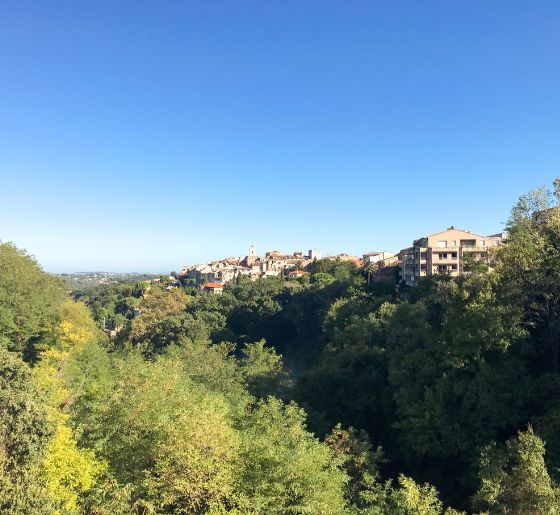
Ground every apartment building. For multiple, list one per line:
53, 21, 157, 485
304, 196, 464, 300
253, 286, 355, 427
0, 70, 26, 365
401, 227, 505, 286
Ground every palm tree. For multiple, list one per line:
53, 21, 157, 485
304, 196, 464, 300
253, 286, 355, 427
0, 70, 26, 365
363, 261, 377, 286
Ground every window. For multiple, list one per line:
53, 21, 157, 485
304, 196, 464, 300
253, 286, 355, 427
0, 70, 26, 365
438, 253, 448, 259
420, 252, 427, 260
437, 241, 447, 248
451, 264, 458, 271
421, 264, 427, 271
480, 240, 486, 246
451, 252, 457, 258
450, 240, 457, 246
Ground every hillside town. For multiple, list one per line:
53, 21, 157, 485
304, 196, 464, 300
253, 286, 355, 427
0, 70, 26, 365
179, 246, 323, 288
178, 226, 507, 293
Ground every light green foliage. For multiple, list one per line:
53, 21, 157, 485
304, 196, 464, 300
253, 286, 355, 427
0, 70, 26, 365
235, 397, 349, 514
473, 427, 560, 514
325, 299, 396, 352
311, 258, 365, 287
81, 351, 240, 512
128, 286, 189, 343
390, 475, 444, 515
312, 272, 337, 288
168, 341, 250, 413
240, 339, 288, 398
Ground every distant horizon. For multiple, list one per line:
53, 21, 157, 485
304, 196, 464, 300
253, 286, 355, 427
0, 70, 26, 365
18, 226, 508, 274
40, 243, 397, 274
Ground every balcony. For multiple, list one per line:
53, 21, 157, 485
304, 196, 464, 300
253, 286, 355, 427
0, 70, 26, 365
461, 246, 488, 252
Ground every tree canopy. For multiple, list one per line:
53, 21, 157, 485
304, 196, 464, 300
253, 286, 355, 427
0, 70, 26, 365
4, 178, 560, 512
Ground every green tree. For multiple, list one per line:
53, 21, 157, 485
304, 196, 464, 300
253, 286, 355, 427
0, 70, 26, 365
128, 286, 189, 343
496, 180, 560, 373
325, 424, 385, 507
240, 339, 288, 398
363, 261, 377, 286
78, 351, 240, 512
0, 346, 54, 513
0, 243, 66, 357
235, 397, 348, 514
473, 426, 560, 514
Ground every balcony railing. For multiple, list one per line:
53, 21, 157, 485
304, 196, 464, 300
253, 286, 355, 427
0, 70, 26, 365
461, 246, 488, 251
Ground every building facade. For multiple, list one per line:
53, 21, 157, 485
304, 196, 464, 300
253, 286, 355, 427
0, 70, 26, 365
362, 251, 396, 265
401, 227, 505, 286
202, 282, 224, 294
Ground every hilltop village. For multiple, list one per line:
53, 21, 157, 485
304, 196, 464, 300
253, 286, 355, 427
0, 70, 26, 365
179, 245, 398, 293
178, 226, 507, 293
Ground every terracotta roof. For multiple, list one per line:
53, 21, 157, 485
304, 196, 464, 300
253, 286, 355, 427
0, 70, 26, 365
288, 270, 307, 275
203, 282, 224, 289
363, 251, 383, 256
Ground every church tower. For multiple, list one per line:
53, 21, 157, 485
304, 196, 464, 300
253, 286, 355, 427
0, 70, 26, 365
247, 244, 257, 265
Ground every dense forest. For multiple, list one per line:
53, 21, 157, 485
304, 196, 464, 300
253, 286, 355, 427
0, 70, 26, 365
3, 179, 560, 514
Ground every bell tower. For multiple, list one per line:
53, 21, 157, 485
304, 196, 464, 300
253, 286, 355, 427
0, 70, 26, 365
247, 244, 257, 265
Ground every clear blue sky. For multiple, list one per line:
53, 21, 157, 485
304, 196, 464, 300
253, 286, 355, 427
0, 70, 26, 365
1, 1, 559, 272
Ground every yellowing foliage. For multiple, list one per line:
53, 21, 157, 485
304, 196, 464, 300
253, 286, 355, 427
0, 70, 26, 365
40, 415, 106, 513
32, 300, 107, 512
52, 300, 99, 352
35, 300, 101, 405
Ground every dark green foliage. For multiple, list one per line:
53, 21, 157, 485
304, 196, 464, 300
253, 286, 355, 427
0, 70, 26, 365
73, 280, 147, 331
0, 346, 54, 512
0, 346, 52, 465
0, 243, 66, 357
